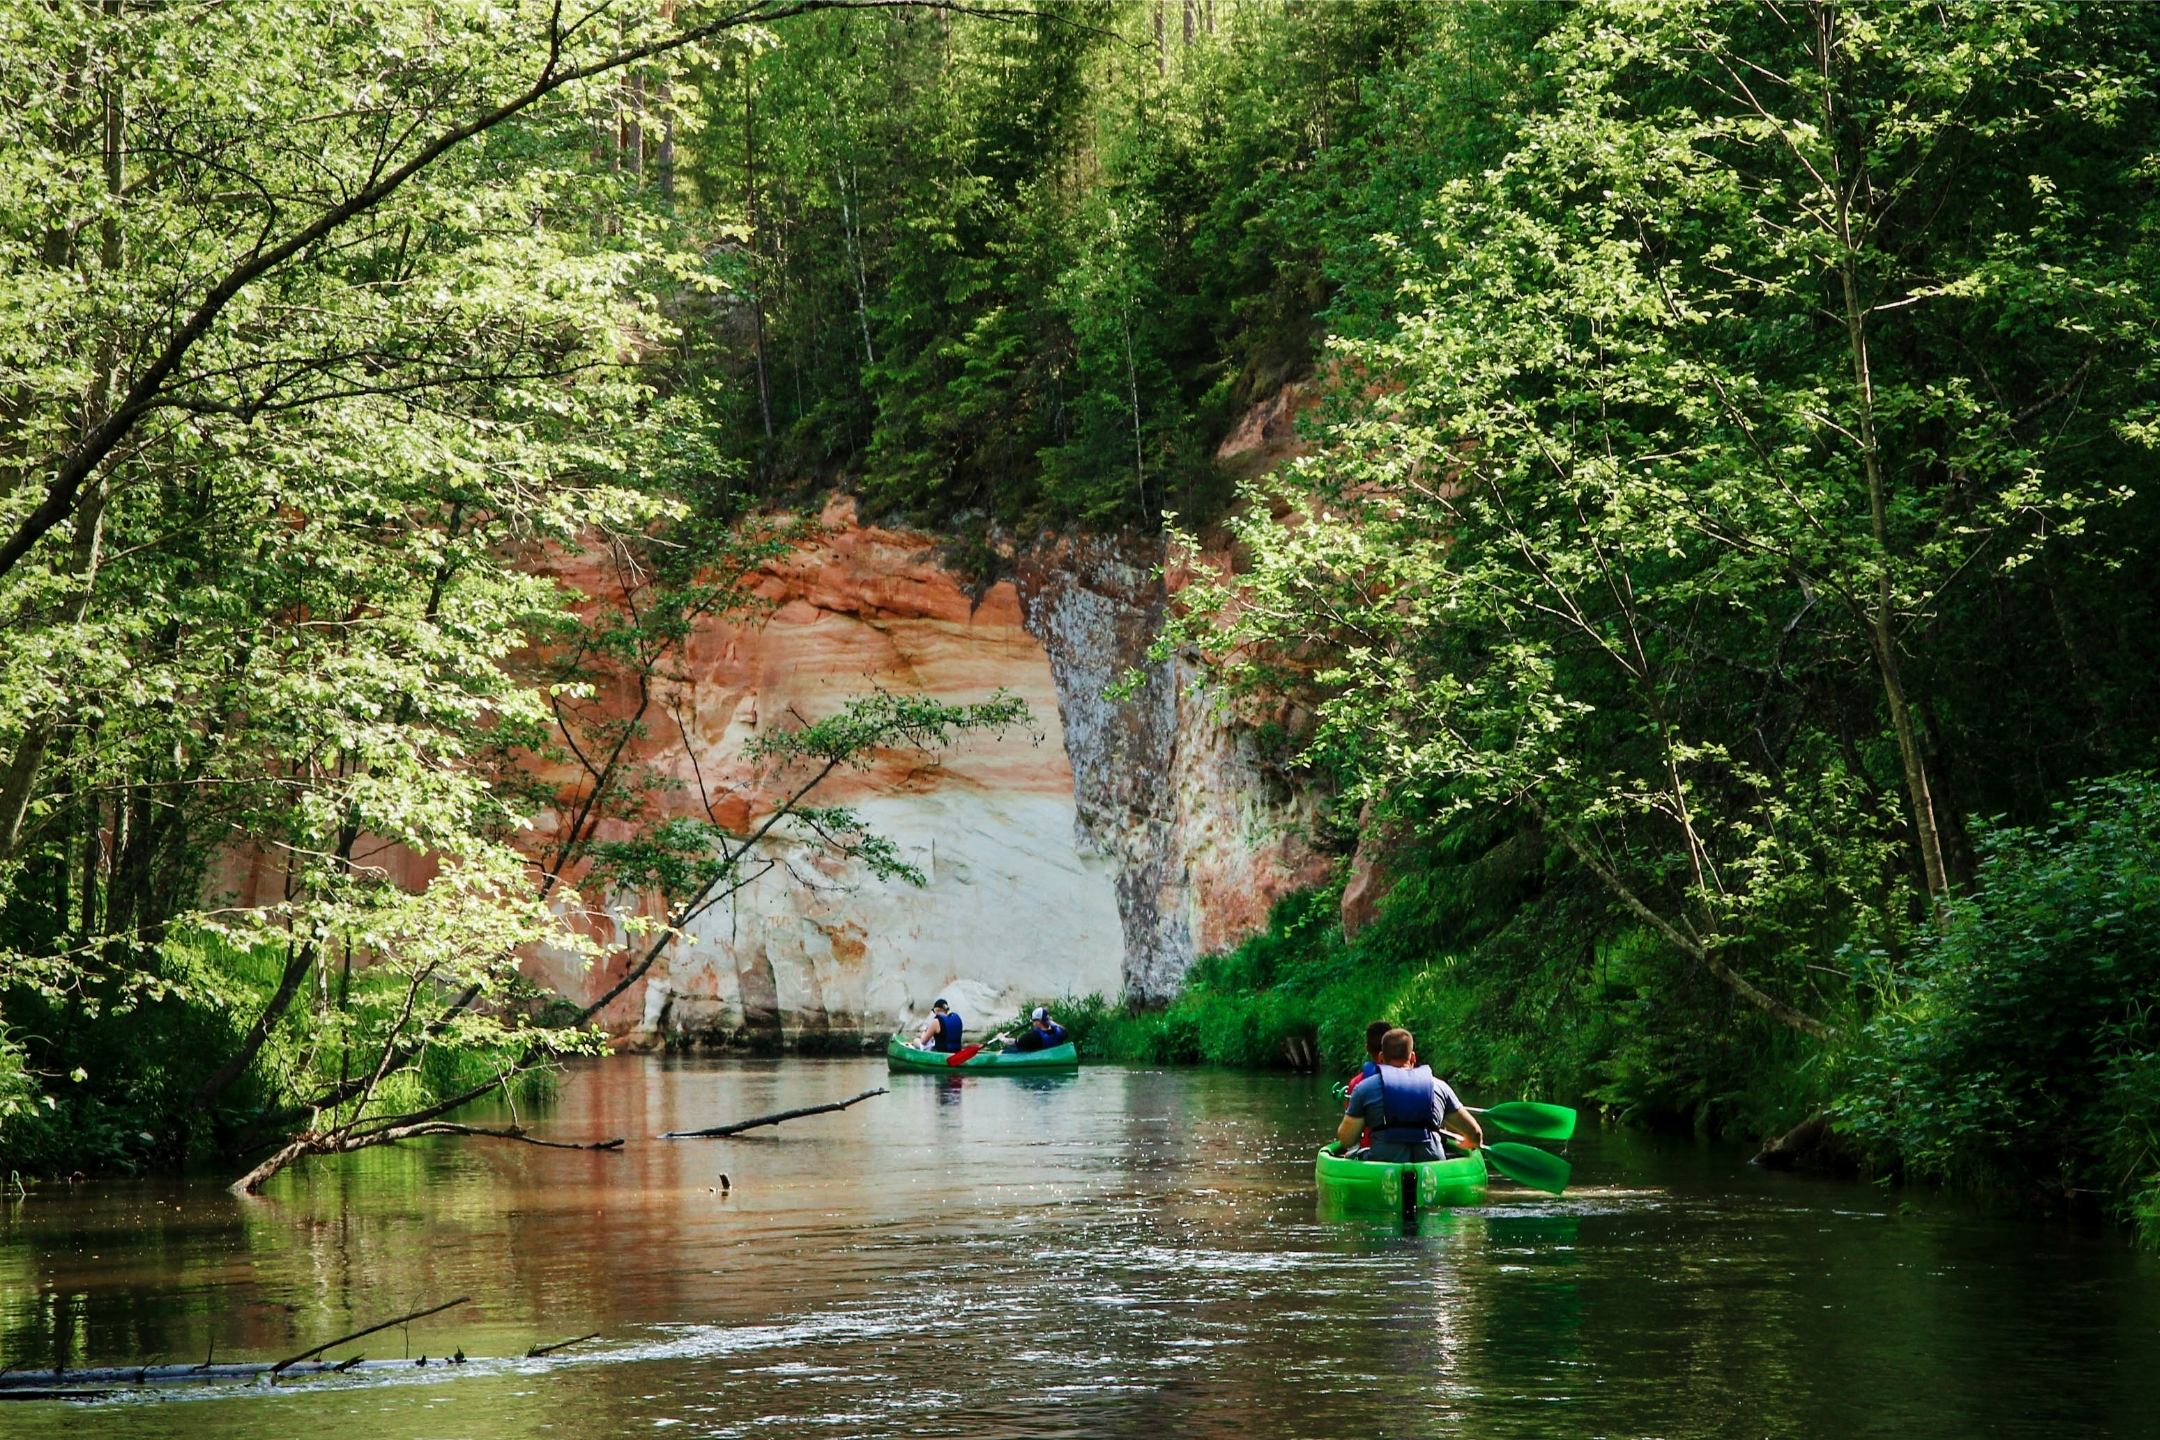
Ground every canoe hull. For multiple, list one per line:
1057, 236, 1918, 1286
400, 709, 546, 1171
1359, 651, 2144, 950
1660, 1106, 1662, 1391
1314, 1145, 1488, 1213
885, 1036, 1079, 1073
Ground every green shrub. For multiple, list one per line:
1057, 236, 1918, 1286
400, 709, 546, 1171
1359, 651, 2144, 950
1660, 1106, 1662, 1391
1838, 773, 2160, 1242
0, 927, 574, 1175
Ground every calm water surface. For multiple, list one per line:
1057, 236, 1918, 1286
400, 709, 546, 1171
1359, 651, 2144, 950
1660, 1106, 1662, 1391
2, 1057, 2155, 1438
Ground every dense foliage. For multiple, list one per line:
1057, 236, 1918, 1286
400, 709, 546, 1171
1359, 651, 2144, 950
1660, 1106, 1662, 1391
0, 0, 1026, 1188
1100, 1, 2160, 1238
1029, 820, 1821, 1143
1841, 775, 2160, 1231
683, 0, 1548, 541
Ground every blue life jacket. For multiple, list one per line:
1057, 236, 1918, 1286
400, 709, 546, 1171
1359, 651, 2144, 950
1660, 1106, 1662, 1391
932, 1011, 963, 1052
1370, 1064, 1439, 1147
1039, 1022, 1068, 1047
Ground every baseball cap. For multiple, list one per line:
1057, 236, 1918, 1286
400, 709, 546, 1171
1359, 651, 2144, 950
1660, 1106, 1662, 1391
1030, 1006, 1048, 1020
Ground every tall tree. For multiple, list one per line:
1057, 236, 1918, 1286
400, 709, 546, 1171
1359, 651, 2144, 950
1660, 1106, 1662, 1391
1178, 0, 2160, 1033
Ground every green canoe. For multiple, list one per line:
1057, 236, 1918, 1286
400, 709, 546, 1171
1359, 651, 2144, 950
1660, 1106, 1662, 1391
1314, 1144, 1488, 1213
885, 1035, 1080, 1073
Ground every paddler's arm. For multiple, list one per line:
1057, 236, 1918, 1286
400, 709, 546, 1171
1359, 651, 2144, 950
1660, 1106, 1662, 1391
1441, 1107, 1484, 1149
1333, 1111, 1363, 1154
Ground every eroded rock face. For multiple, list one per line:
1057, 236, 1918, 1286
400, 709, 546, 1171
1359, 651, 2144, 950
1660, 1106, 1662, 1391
533, 498, 1128, 1046
1014, 534, 1332, 1001
561, 493, 1330, 1035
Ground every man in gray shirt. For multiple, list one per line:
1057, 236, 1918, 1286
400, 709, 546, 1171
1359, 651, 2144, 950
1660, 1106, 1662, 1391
1335, 1027, 1484, 1163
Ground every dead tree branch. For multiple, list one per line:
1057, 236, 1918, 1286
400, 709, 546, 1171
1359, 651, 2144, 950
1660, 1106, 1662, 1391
663, 1086, 887, 1138
271, 1296, 470, 1375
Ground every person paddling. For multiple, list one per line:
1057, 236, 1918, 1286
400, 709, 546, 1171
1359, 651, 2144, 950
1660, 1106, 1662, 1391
1004, 1006, 1068, 1053
917, 998, 964, 1054
1334, 1027, 1483, 1162
1339, 1019, 1394, 1154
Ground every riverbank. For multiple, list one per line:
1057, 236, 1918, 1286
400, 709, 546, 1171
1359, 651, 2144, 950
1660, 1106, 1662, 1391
1024, 778, 2160, 1250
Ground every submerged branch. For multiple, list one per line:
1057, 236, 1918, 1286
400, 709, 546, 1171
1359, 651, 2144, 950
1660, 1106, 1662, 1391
271, 1296, 471, 1374
663, 1087, 888, 1138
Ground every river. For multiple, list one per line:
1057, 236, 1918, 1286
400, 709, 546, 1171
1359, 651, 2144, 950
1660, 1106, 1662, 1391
2, 1057, 2155, 1437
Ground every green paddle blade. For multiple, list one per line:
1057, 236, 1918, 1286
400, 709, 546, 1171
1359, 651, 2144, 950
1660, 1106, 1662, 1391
1475, 1102, 1578, 1141
1480, 1140, 1571, 1195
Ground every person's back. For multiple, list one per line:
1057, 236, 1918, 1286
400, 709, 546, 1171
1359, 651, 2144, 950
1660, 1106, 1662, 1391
920, 1000, 964, 1053
1341, 1020, 1393, 1150
1340, 1028, 1468, 1163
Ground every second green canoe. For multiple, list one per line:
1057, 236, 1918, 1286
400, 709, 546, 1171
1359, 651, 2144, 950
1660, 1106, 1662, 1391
1315, 1144, 1488, 1213
885, 1035, 1080, 1073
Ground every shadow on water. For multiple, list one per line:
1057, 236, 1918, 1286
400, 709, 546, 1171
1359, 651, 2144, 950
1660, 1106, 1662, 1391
895, 1068, 1082, 1108
2, 1057, 2156, 1439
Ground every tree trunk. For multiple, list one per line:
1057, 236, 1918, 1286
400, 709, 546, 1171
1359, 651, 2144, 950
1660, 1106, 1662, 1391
622, 70, 644, 176
0, 480, 107, 862
655, 79, 675, 200
839, 161, 875, 369
0, 41, 120, 861
662, 1086, 887, 1138
232, 1132, 321, 1194
1819, 6, 1951, 912
1533, 800, 1831, 1039
747, 68, 773, 441
1123, 311, 1145, 517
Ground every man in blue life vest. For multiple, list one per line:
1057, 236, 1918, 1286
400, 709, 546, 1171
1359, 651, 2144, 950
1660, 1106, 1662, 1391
916, 998, 964, 1053
1004, 1006, 1068, 1053
1335, 1027, 1483, 1163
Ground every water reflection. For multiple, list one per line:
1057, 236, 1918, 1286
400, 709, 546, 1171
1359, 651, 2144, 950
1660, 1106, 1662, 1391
1, 1058, 2155, 1439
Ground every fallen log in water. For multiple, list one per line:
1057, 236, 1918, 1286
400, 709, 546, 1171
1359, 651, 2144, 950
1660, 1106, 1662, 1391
273, 1296, 470, 1373
0, 1296, 491, 1395
0, 1358, 415, 1392
662, 1086, 888, 1139
0, 1330, 613, 1395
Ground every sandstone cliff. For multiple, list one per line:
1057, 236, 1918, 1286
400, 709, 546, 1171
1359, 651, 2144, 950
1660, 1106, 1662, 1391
544, 494, 1328, 1043
209, 491, 1330, 1047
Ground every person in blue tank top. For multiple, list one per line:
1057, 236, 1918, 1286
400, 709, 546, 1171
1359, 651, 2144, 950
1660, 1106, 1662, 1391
1335, 1027, 1483, 1163
916, 998, 964, 1053
1004, 1006, 1068, 1053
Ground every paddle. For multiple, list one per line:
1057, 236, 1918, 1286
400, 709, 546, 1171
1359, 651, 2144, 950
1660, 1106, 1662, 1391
1473, 1139, 1571, 1195
945, 1029, 1016, 1066
1471, 1102, 1577, 1142
1331, 1087, 1578, 1142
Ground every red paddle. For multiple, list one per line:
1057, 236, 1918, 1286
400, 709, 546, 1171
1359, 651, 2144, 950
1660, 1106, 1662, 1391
944, 1029, 1017, 1065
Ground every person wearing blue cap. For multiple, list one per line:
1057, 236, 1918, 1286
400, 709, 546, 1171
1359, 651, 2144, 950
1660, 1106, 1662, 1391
916, 998, 964, 1054
1004, 1006, 1068, 1053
